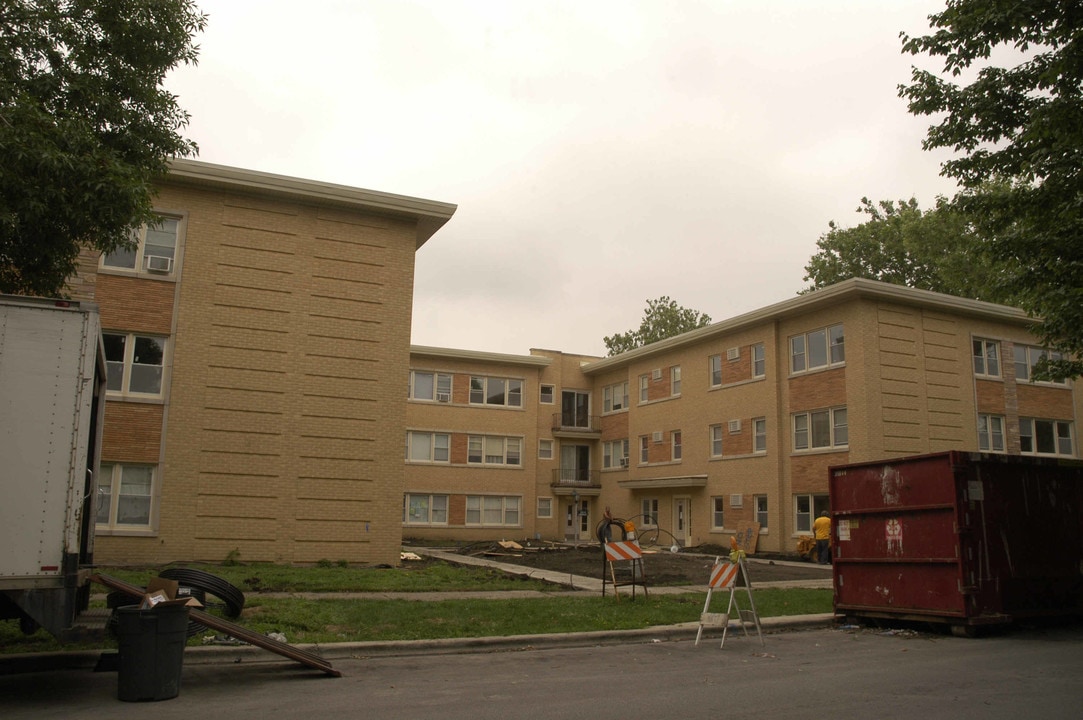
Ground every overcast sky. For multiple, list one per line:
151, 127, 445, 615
166, 0, 960, 357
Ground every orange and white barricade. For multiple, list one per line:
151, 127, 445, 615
695, 555, 764, 648
602, 540, 648, 600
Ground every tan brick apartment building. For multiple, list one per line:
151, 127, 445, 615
70, 159, 456, 567
73, 160, 1079, 563
404, 280, 1083, 554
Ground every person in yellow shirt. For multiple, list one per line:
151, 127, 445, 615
812, 511, 832, 565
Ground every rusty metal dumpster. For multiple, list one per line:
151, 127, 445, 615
830, 451, 1083, 633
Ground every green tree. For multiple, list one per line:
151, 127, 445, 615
0, 0, 207, 297
604, 296, 712, 356
803, 195, 1008, 303
899, 0, 1083, 379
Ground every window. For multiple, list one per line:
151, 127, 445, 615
639, 374, 649, 403
790, 324, 844, 373
641, 498, 659, 526
101, 216, 180, 275
753, 417, 767, 453
540, 384, 554, 404
639, 435, 649, 464
752, 343, 765, 378
103, 332, 166, 396
711, 497, 725, 529
793, 407, 848, 450
1014, 345, 1067, 384
469, 376, 523, 406
466, 495, 521, 526
410, 371, 452, 402
972, 339, 1000, 377
405, 432, 450, 462
603, 381, 629, 413
1019, 418, 1074, 457
404, 494, 448, 525
794, 494, 830, 533
672, 430, 682, 460
755, 495, 769, 529
603, 439, 629, 469
468, 435, 522, 465
709, 354, 722, 387
709, 424, 723, 457
977, 414, 1005, 452
96, 463, 154, 529
537, 497, 553, 519
538, 439, 554, 460
671, 366, 681, 395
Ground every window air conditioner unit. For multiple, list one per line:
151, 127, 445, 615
651, 368, 662, 381
436, 392, 451, 403
652, 431, 663, 443
728, 419, 742, 433
619, 457, 629, 468
727, 347, 740, 361
145, 255, 172, 273
730, 493, 743, 508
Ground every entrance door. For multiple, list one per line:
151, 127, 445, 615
673, 497, 691, 547
564, 499, 589, 540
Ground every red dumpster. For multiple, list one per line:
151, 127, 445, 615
829, 451, 1083, 633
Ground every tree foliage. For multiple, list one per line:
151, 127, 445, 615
899, 0, 1083, 379
0, 0, 207, 296
803, 195, 1009, 303
604, 296, 712, 356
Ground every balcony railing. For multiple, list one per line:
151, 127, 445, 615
551, 412, 601, 433
551, 468, 600, 487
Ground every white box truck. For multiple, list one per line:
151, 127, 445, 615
0, 294, 107, 639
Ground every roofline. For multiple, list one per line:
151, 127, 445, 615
410, 345, 552, 368
583, 278, 1035, 374
164, 158, 456, 249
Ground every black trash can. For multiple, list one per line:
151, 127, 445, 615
115, 604, 190, 702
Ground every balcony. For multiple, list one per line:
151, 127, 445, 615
551, 412, 602, 438
550, 467, 601, 489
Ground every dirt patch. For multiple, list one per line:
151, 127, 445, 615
450, 541, 831, 586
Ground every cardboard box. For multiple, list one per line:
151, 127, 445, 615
139, 577, 203, 609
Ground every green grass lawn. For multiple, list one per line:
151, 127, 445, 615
1, 561, 831, 654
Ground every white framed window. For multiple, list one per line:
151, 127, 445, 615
1014, 345, 1067, 384
794, 493, 830, 534
711, 497, 725, 529
404, 494, 448, 525
469, 376, 523, 406
752, 343, 766, 378
639, 374, 649, 403
977, 414, 1005, 452
1019, 418, 1074, 457
101, 216, 180, 276
641, 498, 659, 526
537, 497, 553, 519
410, 371, 452, 402
672, 430, 682, 460
102, 332, 166, 397
709, 424, 723, 457
466, 495, 521, 526
639, 435, 649, 464
755, 495, 769, 529
790, 324, 844, 374
671, 366, 681, 395
405, 432, 450, 462
538, 439, 554, 460
540, 384, 555, 404
793, 407, 848, 451
709, 354, 722, 387
972, 339, 1000, 377
603, 439, 629, 469
753, 417, 767, 453
603, 381, 629, 413
96, 463, 154, 530
467, 435, 522, 465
